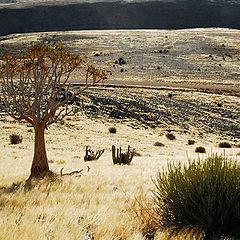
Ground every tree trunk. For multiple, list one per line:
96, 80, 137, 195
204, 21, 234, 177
30, 124, 50, 178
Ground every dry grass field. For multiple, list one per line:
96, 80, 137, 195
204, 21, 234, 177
0, 29, 240, 239
0, 113, 239, 239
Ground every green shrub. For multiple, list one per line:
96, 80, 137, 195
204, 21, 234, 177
166, 133, 176, 140
195, 146, 206, 153
153, 155, 240, 239
10, 134, 22, 145
109, 127, 117, 134
218, 142, 232, 148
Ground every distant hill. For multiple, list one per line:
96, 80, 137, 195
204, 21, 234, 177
0, 0, 240, 36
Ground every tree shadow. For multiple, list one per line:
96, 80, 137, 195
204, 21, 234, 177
0, 173, 61, 195
0, 180, 34, 194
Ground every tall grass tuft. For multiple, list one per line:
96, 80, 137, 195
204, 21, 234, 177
153, 155, 240, 240
129, 191, 158, 239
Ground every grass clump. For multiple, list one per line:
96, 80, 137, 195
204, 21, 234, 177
218, 142, 232, 148
129, 191, 158, 239
195, 146, 206, 153
9, 133, 22, 145
109, 127, 117, 134
153, 155, 240, 239
165, 133, 176, 140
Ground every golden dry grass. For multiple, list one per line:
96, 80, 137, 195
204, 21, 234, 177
0, 176, 146, 239
0, 114, 239, 239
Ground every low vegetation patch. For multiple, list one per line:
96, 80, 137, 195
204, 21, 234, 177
9, 134, 22, 145
218, 142, 232, 148
153, 155, 240, 239
195, 146, 206, 153
129, 191, 158, 239
154, 142, 165, 147
109, 127, 117, 134
188, 139, 195, 145
166, 133, 176, 140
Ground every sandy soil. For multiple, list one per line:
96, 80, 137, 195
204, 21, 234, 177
1, 29, 240, 93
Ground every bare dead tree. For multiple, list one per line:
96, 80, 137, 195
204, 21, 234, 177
0, 44, 106, 178
84, 146, 104, 161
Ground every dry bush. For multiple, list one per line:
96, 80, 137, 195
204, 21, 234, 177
188, 139, 195, 145
165, 133, 176, 140
128, 190, 158, 239
218, 142, 232, 148
195, 146, 206, 153
109, 127, 117, 134
9, 133, 22, 145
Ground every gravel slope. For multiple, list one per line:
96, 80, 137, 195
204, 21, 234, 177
82, 87, 240, 139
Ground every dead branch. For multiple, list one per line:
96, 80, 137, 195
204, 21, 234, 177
60, 167, 83, 176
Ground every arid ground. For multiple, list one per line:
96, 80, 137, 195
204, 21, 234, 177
0, 29, 239, 239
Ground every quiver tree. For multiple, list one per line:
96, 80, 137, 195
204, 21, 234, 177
0, 44, 106, 178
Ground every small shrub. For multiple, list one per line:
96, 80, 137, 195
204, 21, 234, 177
167, 93, 173, 98
10, 134, 22, 145
118, 57, 126, 65
129, 191, 158, 239
195, 146, 206, 153
109, 127, 117, 134
154, 142, 165, 147
219, 142, 232, 148
188, 139, 195, 145
153, 155, 240, 239
166, 133, 176, 140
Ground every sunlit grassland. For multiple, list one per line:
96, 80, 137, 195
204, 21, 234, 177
0, 116, 239, 239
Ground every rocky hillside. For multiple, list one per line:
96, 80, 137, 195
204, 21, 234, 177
0, 0, 240, 36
